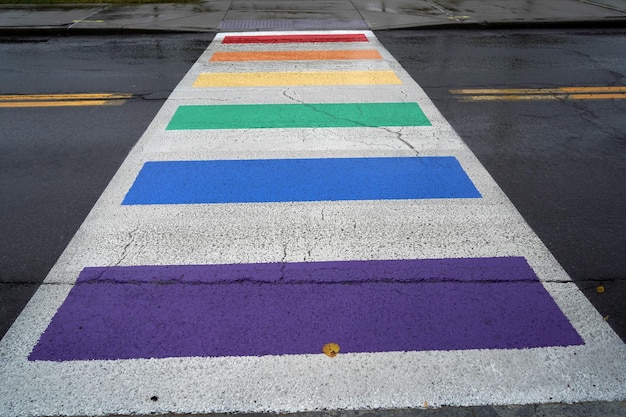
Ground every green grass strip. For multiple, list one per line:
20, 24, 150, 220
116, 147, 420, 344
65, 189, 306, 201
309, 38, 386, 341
167, 102, 431, 130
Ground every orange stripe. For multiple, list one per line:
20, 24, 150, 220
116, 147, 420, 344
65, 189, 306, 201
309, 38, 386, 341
210, 50, 382, 62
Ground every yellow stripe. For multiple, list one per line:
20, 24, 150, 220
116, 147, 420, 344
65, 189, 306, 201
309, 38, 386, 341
458, 93, 626, 101
0, 100, 125, 108
451, 86, 626, 95
0, 93, 132, 101
568, 93, 626, 100
556, 86, 626, 93
459, 95, 561, 102
193, 70, 401, 87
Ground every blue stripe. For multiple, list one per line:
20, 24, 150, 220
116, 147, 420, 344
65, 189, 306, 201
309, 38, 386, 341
122, 157, 481, 205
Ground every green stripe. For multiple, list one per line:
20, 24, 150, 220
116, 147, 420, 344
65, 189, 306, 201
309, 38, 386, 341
166, 102, 430, 130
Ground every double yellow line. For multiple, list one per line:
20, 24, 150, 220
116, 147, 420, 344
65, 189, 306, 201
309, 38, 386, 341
450, 86, 626, 101
0, 93, 132, 108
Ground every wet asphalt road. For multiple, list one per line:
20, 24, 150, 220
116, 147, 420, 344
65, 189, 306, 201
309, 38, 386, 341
376, 28, 626, 340
0, 29, 625, 342
0, 34, 215, 338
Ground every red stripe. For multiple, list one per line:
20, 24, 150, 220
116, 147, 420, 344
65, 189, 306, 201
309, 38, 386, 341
222, 34, 368, 44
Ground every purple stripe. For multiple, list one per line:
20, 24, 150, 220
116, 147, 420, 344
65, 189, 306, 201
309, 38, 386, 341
76, 257, 535, 284
29, 258, 583, 361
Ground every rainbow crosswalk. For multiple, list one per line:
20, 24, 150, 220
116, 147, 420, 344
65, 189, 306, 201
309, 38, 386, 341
1, 30, 625, 416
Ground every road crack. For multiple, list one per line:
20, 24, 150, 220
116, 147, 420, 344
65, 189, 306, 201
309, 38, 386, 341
282, 90, 419, 155
114, 224, 141, 268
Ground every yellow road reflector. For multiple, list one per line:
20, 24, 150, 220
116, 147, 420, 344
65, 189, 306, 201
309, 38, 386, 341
0, 93, 132, 108
193, 70, 402, 87
323, 343, 340, 357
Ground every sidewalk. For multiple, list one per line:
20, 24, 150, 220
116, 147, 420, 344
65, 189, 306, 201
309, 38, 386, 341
1, 0, 626, 34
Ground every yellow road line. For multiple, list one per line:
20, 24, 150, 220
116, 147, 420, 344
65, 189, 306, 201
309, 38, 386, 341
0, 100, 126, 108
193, 70, 402, 87
451, 86, 626, 101
0, 93, 132, 101
0, 93, 132, 108
450, 86, 626, 95
458, 94, 564, 101
458, 93, 626, 101
568, 93, 626, 100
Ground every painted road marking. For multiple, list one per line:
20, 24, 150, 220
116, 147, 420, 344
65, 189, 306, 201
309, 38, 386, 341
121, 157, 481, 205
193, 70, 401, 87
451, 86, 626, 101
2, 31, 625, 416
222, 33, 368, 43
28, 257, 582, 361
167, 102, 430, 130
0, 100, 118, 108
210, 50, 383, 62
0, 93, 131, 108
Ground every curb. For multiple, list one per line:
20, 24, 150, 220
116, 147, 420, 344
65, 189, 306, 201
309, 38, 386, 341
2, 18, 626, 37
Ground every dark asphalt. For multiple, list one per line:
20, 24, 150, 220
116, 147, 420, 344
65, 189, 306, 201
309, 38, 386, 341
0, 34, 214, 339
377, 27, 626, 341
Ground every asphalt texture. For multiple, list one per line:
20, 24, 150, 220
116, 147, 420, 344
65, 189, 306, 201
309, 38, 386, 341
0, 34, 215, 339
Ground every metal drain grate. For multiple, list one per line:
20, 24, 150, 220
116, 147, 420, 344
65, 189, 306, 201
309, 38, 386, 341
219, 18, 369, 30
